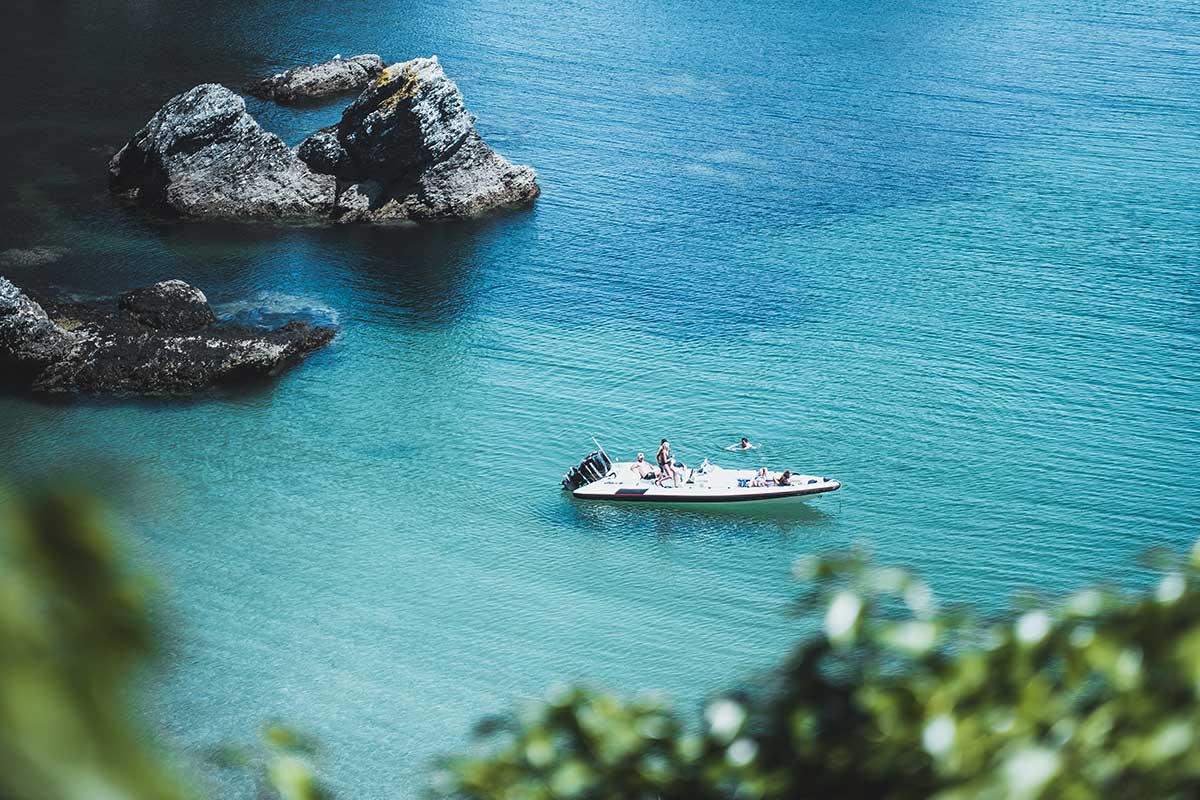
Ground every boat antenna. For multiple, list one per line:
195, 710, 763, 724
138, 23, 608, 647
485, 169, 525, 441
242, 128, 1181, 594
591, 435, 610, 462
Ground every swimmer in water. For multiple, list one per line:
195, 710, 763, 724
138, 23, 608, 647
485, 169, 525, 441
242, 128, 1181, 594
726, 437, 755, 451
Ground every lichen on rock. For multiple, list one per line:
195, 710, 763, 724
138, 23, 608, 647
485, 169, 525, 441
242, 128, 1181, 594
299, 55, 540, 221
379, 65, 423, 111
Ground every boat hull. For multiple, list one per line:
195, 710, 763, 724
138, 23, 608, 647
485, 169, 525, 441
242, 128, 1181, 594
571, 463, 841, 505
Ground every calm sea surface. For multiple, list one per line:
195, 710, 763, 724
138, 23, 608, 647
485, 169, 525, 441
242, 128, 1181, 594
1, 0, 1198, 795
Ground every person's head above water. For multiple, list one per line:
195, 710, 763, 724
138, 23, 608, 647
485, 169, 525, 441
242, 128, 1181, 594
740, 437, 749, 446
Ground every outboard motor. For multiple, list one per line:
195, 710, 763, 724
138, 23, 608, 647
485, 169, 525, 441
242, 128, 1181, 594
561, 449, 613, 490
563, 467, 585, 490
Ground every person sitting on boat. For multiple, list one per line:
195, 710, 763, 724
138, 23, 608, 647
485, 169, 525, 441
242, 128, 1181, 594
777, 470, 792, 486
656, 439, 678, 486
751, 467, 771, 487
630, 453, 658, 480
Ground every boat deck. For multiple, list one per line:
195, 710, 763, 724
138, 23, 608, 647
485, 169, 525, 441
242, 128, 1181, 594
572, 461, 840, 503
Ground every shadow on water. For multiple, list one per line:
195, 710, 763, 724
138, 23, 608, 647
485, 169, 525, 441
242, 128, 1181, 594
0, 341, 340, 412
328, 211, 535, 326
18, 201, 537, 331
0, 375, 286, 412
560, 494, 834, 540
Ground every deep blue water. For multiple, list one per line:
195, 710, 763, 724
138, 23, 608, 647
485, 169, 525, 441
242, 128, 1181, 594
1, 0, 1198, 796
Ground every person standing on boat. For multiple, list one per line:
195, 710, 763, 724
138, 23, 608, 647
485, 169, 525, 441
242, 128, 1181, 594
656, 439, 678, 486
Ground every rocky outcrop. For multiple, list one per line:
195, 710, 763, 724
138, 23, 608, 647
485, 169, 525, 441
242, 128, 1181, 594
109, 57, 538, 223
296, 126, 354, 179
108, 84, 335, 219
118, 279, 217, 331
0, 277, 334, 396
299, 56, 540, 221
248, 54, 385, 103
0, 277, 78, 378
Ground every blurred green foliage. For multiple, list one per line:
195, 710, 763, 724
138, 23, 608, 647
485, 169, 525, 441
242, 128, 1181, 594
0, 484, 326, 800
4, 480, 1199, 800
0, 483, 183, 800
438, 545, 1200, 800
210, 721, 330, 800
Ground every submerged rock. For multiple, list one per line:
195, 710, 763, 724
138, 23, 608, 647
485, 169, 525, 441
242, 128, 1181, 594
0, 245, 71, 268
109, 57, 538, 223
300, 56, 540, 221
0, 276, 334, 396
108, 84, 335, 219
248, 54, 386, 103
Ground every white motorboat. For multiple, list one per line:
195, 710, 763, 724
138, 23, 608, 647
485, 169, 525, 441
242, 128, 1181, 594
561, 443, 840, 505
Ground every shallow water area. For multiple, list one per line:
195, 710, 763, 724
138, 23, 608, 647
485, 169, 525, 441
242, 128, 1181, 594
1, 0, 1198, 796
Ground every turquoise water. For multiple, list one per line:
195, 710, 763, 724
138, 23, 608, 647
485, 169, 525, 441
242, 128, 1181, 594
2, 0, 1199, 795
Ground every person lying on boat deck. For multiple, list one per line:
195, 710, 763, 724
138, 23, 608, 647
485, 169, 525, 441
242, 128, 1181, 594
777, 470, 792, 486
656, 439, 679, 486
630, 453, 658, 479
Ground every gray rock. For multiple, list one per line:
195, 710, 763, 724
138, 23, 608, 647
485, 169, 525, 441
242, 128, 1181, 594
110, 59, 538, 224
296, 126, 354, 179
0, 277, 78, 377
119, 279, 217, 332
336, 57, 475, 181
378, 131, 540, 219
108, 84, 335, 219
299, 56, 540, 221
0, 246, 71, 268
0, 277, 334, 396
333, 180, 384, 222
249, 54, 385, 103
